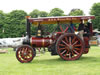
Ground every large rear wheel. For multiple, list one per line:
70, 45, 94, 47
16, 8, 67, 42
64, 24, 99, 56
56, 33, 84, 61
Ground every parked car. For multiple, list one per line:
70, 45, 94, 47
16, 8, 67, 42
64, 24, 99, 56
89, 32, 100, 46
97, 33, 100, 45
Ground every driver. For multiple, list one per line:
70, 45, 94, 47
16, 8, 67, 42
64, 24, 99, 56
78, 20, 85, 40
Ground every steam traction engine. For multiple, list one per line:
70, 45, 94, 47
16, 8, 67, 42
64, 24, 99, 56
16, 16, 95, 63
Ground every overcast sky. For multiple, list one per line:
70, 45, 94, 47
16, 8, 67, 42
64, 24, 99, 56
0, 0, 100, 15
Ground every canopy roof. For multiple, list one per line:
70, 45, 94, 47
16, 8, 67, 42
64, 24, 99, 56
27, 16, 95, 25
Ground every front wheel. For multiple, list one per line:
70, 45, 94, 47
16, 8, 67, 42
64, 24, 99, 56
56, 33, 84, 61
16, 45, 36, 63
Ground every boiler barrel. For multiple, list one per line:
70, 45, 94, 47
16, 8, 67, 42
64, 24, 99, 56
30, 37, 53, 47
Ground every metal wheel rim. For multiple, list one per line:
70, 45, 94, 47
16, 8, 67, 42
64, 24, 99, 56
56, 33, 84, 60
16, 45, 34, 63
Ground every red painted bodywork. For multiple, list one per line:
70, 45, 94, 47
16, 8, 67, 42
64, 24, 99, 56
30, 37, 53, 47
27, 16, 95, 53
83, 37, 90, 54
89, 23, 93, 36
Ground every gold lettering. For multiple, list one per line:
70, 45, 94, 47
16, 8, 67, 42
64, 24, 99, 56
72, 18, 77, 20
57, 18, 60, 21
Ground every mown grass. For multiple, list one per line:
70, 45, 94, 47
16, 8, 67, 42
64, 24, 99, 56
0, 46, 100, 75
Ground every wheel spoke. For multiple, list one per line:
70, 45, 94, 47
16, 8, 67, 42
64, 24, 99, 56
73, 50, 79, 55
59, 44, 65, 46
25, 47, 27, 50
22, 48, 25, 51
62, 40, 69, 46
72, 41, 78, 45
71, 50, 74, 56
58, 48, 66, 51
74, 44, 81, 47
74, 48, 81, 51
20, 51, 25, 59
72, 37, 76, 43
65, 37, 68, 43
69, 53, 71, 58
69, 37, 72, 45
61, 50, 66, 55
65, 50, 69, 57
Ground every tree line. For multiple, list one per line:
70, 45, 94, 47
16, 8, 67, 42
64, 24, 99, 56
0, 2, 100, 38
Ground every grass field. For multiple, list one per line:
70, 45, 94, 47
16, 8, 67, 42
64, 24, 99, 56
0, 46, 100, 75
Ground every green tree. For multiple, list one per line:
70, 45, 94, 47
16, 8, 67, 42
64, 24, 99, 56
0, 10, 6, 38
29, 9, 40, 18
48, 8, 64, 16
39, 11, 48, 17
4, 10, 27, 37
69, 9, 84, 16
47, 8, 64, 32
0, 10, 5, 28
90, 2, 100, 30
